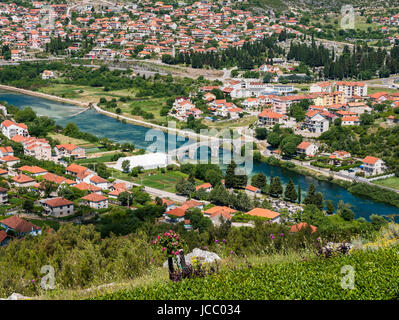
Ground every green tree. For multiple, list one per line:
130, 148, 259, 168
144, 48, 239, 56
255, 127, 268, 140
205, 169, 223, 186
269, 176, 283, 197
175, 178, 195, 196
121, 160, 130, 173
298, 184, 302, 204
225, 161, 247, 189
301, 204, 326, 226
338, 206, 355, 221
251, 172, 267, 189
186, 208, 212, 233
23, 199, 34, 212
327, 200, 335, 214
284, 179, 297, 202
117, 191, 133, 206
304, 184, 316, 206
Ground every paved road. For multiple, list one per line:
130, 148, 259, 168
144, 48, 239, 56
113, 178, 188, 203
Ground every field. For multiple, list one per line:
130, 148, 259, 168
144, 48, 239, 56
49, 133, 96, 148
373, 176, 399, 190
204, 115, 257, 129
109, 169, 199, 193
75, 152, 126, 164
97, 245, 399, 300
367, 86, 399, 95
39, 84, 133, 105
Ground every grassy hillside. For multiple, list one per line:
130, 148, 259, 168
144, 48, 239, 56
96, 245, 399, 300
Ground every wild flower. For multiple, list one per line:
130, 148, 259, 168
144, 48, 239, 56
270, 234, 275, 240
280, 233, 284, 237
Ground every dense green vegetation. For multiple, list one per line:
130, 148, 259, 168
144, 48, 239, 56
319, 123, 399, 172
288, 38, 393, 80
98, 244, 399, 300
162, 37, 284, 70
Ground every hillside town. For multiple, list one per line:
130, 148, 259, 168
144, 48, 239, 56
0, 0, 399, 303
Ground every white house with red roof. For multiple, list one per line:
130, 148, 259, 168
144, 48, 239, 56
305, 112, 330, 134
335, 81, 367, 97
41, 198, 74, 217
310, 82, 333, 94
54, 144, 85, 159
341, 116, 360, 126
0, 146, 13, 157
18, 165, 48, 177
296, 141, 318, 157
361, 156, 386, 176
258, 109, 284, 126
245, 185, 261, 196
20, 137, 52, 161
81, 193, 108, 209
0, 215, 41, 236
1, 120, 29, 139
195, 182, 213, 192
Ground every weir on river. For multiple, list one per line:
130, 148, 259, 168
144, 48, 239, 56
1, 88, 399, 221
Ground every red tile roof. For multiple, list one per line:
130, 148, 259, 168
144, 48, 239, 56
362, 156, 380, 165
195, 182, 212, 191
0, 230, 8, 243
166, 207, 186, 217
290, 222, 317, 233
246, 208, 279, 219
0, 215, 40, 233
66, 163, 88, 175
297, 141, 312, 149
82, 193, 107, 202
12, 173, 34, 184
44, 197, 73, 207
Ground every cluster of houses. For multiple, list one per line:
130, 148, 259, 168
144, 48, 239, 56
256, 81, 374, 133
0, 116, 137, 223
161, 196, 316, 234
1, 119, 86, 163
6, 160, 132, 216
291, 141, 386, 176
0, 0, 307, 62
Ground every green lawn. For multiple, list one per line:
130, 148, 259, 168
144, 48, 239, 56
373, 176, 399, 190
109, 169, 203, 193
75, 152, 127, 164
28, 219, 60, 231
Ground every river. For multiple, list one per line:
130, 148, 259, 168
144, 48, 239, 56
1, 89, 399, 220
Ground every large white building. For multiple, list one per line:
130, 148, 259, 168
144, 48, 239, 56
114, 152, 172, 171
335, 81, 367, 97
1, 120, 29, 139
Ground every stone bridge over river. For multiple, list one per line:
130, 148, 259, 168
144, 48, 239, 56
170, 137, 244, 161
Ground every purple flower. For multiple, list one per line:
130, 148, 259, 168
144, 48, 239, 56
222, 239, 226, 243
31, 279, 35, 283
230, 250, 234, 254
280, 233, 284, 237
270, 234, 275, 239
215, 239, 219, 243
203, 246, 208, 250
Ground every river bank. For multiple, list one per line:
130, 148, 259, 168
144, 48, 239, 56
257, 154, 399, 211
0, 84, 243, 144
1, 87, 399, 219
0, 84, 89, 108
